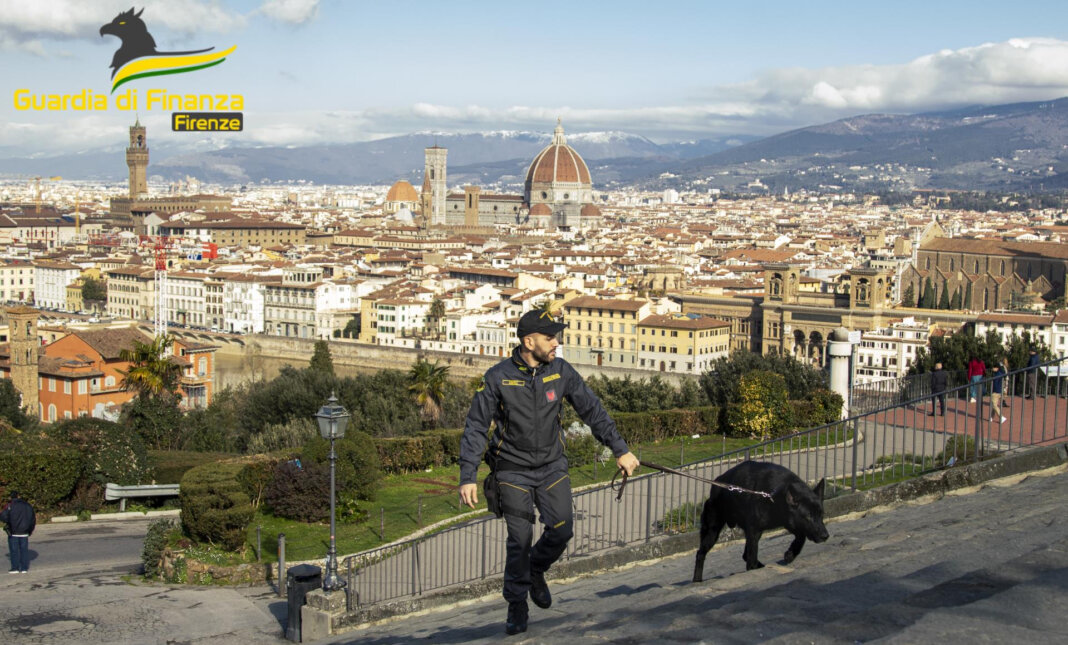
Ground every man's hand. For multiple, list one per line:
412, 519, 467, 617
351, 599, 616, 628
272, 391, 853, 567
616, 451, 639, 476
459, 483, 479, 509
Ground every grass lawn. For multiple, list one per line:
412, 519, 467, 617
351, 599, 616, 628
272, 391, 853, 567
245, 428, 853, 563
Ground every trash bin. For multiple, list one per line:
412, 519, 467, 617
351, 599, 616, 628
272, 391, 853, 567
285, 564, 322, 642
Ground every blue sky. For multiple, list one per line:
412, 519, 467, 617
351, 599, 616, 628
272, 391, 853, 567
3, 0, 1068, 156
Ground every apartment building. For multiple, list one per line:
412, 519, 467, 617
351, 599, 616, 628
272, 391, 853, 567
636, 313, 731, 374
33, 260, 82, 310
853, 317, 932, 384
562, 296, 651, 368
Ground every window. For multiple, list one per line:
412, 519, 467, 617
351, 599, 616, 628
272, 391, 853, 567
63, 380, 71, 394
78, 380, 86, 394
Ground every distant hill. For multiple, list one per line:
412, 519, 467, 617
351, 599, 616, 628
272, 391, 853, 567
0, 130, 755, 188
657, 97, 1068, 193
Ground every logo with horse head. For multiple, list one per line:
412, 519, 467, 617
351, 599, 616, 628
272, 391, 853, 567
100, 7, 235, 93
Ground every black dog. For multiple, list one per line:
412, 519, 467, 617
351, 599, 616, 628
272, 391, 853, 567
693, 461, 829, 582
100, 7, 212, 78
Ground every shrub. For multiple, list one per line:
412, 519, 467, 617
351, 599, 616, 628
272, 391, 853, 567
302, 431, 382, 501
142, 518, 177, 579
564, 431, 602, 467
148, 451, 235, 485
47, 417, 151, 487
179, 461, 255, 551
939, 435, 981, 466
264, 460, 330, 522
236, 458, 279, 509
724, 371, 791, 440
0, 432, 81, 509
246, 417, 318, 455
613, 406, 719, 445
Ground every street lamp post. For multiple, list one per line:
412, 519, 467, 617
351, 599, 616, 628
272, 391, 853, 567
315, 392, 350, 592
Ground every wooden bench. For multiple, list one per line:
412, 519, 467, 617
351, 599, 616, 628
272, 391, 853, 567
104, 483, 180, 511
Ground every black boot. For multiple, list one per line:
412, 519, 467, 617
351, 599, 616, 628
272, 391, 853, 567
530, 570, 552, 609
505, 600, 528, 635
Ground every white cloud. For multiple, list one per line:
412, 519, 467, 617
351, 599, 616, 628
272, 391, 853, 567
0, 0, 318, 53
257, 0, 319, 25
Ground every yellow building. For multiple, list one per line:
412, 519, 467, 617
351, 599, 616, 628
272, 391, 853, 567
637, 313, 731, 374
562, 296, 650, 368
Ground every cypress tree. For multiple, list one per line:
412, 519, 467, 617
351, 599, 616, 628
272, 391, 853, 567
938, 280, 951, 310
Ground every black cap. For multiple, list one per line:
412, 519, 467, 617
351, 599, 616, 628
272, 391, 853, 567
517, 309, 567, 338
9, 490, 18, 499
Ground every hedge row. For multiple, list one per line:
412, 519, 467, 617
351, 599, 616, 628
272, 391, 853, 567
614, 406, 720, 445
0, 444, 82, 509
375, 430, 462, 473
179, 460, 255, 551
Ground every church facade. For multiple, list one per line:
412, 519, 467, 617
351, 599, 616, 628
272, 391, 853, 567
415, 121, 602, 230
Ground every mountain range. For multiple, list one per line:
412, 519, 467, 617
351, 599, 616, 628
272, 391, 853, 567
4, 97, 1068, 193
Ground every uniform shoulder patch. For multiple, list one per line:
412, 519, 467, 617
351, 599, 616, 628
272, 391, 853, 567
474, 377, 486, 393
542, 373, 561, 383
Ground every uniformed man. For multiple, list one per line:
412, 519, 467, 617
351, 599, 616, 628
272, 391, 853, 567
459, 309, 639, 635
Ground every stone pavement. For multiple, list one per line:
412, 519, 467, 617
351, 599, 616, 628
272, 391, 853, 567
326, 462, 1068, 644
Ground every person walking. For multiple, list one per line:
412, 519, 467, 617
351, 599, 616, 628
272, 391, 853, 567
928, 362, 948, 416
459, 309, 639, 635
0, 491, 36, 574
1025, 348, 1041, 399
989, 363, 1007, 423
967, 356, 986, 403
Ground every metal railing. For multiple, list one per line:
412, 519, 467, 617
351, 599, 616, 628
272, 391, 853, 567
339, 355, 1068, 611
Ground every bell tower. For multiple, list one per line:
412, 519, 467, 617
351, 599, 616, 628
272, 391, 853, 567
4, 305, 39, 419
127, 118, 148, 198
423, 145, 447, 227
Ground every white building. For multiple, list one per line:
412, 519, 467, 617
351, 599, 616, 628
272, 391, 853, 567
975, 312, 1054, 350
33, 260, 81, 310
0, 260, 35, 303
853, 317, 932, 384
223, 274, 271, 334
165, 271, 209, 328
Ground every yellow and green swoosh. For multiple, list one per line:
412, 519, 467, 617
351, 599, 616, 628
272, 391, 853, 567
111, 45, 236, 93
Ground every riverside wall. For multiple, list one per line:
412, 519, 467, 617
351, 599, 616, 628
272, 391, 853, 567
158, 328, 688, 391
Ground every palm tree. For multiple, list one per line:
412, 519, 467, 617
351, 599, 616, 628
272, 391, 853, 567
533, 297, 562, 320
119, 334, 183, 396
408, 360, 449, 428
428, 298, 446, 339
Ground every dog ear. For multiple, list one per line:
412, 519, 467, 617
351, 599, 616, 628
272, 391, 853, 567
785, 485, 796, 508
813, 478, 826, 503
135, 7, 143, 18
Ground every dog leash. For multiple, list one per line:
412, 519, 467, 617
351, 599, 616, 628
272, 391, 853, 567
612, 460, 776, 502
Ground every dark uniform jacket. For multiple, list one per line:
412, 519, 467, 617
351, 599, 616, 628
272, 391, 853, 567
460, 347, 629, 485
0, 498, 36, 536
930, 369, 949, 393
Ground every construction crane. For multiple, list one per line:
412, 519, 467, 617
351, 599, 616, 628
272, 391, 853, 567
34, 176, 62, 214
154, 235, 171, 341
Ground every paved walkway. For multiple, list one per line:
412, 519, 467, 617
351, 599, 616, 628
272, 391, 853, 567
326, 462, 1068, 644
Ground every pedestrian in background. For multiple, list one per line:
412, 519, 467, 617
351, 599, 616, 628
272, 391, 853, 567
0, 491, 36, 574
967, 355, 986, 403
928, 362, 948, 416
989, 364, 1007, 424
1025, 348, 1041, 399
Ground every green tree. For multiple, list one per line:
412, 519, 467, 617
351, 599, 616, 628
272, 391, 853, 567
408, 360, 449, 428
902, 283, 916, 308
120, 390, 184, 451
82, 276, 107, 302
309, 340, 335, 376
950, 286, 962, 310
427, 298, 446, 339
920, 276, 936, 308
47, 417, 150, 487
724, 370, 790, 440
0, 379, 34, 430
119, 335, 183, 396
302, 430, 383, 501
964, 281, 973, 311
342, 316, 360, 339
938, 281, 951, 310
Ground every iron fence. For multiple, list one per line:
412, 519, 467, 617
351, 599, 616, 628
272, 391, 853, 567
340, 355, 1068, 611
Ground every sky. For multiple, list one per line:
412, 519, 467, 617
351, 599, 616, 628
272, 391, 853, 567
4, 0, 1068, 157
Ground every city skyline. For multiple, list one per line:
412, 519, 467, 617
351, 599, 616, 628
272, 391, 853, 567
3, 0, 1068, 157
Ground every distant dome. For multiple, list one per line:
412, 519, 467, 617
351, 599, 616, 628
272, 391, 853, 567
525, 122, 591, 185
580, 204, 601, 217
529, 203, 552, 216
386, 180, 418, 203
